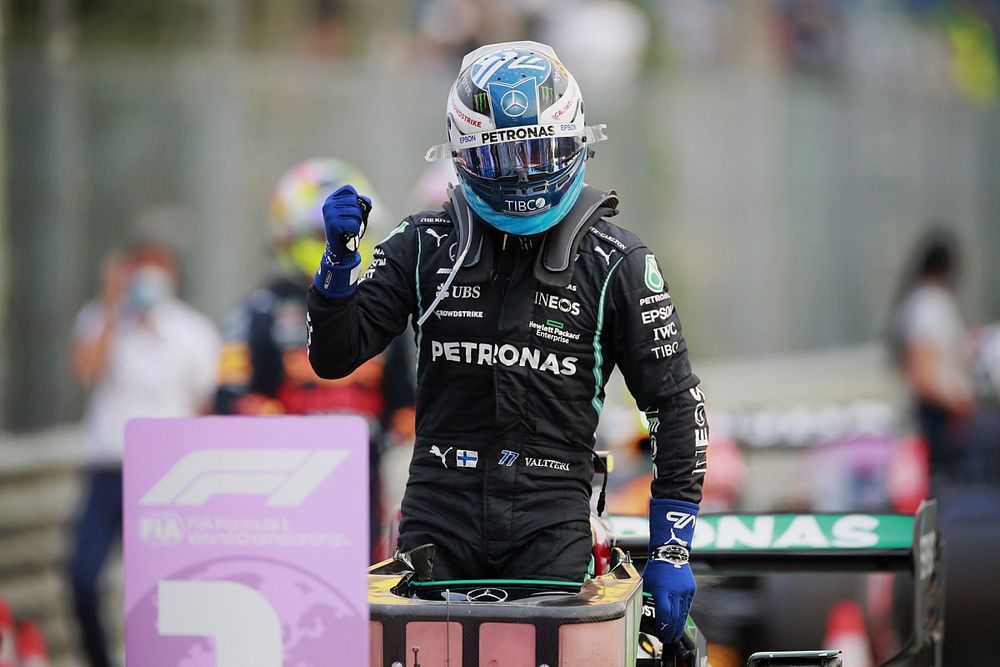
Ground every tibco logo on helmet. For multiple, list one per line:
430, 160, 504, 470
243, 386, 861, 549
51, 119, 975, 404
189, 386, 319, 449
506, 197, 548, 213
424, 40, 609, 237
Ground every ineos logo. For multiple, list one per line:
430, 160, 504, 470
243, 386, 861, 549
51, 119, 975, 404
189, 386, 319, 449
466, 587, 508, 602
534, 291, 581, 316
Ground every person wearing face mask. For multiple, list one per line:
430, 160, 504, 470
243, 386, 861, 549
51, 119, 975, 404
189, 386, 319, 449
68, 239, 220, 667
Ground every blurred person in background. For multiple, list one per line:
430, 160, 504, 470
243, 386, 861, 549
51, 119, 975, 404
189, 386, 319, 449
68, 239, 220, 667
306, 41, 707, 650
889, 227, 974, 492
213, 159, 415, 560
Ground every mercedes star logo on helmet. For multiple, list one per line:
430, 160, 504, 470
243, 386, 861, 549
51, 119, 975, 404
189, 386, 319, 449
500, 90, 529, 118
466, 587, 508, 602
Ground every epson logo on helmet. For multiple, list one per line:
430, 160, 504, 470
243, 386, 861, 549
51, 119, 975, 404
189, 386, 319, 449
506, 198, 548, 213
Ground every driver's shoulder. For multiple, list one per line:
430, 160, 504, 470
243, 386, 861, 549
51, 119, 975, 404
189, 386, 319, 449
586, 218, 646, 259
407, 209, 452, 228
376, 209, 453, 249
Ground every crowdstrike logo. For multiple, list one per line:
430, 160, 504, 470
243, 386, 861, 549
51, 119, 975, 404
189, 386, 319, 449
140, 449, 348, 507
430, 340, 577, 376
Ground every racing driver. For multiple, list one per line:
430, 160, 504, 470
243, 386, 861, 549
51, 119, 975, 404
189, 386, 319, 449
306, 41, 708, 645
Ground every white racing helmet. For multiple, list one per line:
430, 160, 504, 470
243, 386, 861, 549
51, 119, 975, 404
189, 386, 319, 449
425, 41, 608, 236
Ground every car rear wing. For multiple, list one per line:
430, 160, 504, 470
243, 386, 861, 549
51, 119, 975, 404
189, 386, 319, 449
611, 500, 943, 666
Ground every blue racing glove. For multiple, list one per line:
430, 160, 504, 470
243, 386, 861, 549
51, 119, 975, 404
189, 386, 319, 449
313, 184, 371, 299
644, 498, 699, 645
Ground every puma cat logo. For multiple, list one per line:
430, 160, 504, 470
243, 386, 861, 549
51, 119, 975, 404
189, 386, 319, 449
425, 229, 449, 248
594, 246, 616, 266
429, 445, 453, 468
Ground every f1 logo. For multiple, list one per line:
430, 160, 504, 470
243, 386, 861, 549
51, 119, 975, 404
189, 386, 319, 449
140, 449, 348, 507
498, 450, 519, 467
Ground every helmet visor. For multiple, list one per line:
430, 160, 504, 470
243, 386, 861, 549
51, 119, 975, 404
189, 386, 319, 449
456, 136, 584, 181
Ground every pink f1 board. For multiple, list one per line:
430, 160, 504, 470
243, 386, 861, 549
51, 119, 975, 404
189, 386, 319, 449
123, 416, 369, 667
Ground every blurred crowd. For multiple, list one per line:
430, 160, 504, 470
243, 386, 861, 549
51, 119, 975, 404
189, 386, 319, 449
3, 0, 1000, 666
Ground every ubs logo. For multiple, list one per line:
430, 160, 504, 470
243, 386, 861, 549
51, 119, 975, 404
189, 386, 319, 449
451, 285, 480, 299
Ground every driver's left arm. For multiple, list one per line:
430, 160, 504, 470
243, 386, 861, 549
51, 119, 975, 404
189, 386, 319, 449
609, 245, 707, 642
608, 246, 706, 503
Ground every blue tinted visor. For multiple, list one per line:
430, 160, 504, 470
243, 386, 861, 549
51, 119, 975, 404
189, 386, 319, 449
456, 136, 584, 181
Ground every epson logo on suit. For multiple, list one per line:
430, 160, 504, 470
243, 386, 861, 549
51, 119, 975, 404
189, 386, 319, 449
641, 305, 675, 325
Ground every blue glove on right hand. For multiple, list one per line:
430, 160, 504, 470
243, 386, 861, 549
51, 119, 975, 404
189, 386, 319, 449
644, 498, 700, 645
313, 184, 371, 299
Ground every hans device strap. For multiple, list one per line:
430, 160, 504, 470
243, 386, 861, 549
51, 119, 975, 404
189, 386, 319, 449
442, 184, 621, 287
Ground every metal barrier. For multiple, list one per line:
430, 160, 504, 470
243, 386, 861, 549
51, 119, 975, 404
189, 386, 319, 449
0, 428, 122, 667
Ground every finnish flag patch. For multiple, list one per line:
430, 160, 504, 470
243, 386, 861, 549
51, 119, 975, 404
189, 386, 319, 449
456, 449, 479, 469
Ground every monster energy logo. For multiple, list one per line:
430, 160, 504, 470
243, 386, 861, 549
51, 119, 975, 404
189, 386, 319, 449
539, 85, 555, 107
473, 92, 489, 114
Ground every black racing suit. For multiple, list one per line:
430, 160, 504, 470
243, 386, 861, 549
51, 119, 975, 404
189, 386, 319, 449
307, 207, 705, 581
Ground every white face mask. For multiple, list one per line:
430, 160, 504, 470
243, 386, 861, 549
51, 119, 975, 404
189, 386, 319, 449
126, 266, 175, 313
